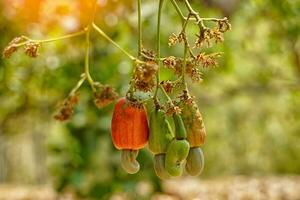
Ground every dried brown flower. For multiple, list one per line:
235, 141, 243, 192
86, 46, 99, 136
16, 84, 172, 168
163, 56, 177, 69
178, 90, 194, 105
94, 84, 118, 108
211, 28, 224, 43
161, 80, 174, 93
178, 33, 185, 43
163, 57, 183, 75
127, 99, 144, 109
168, 33, 178, 46
195, 28, 210, 48
186, 63, 203, 82
163, 57, 203, 82
135, 80, 154, 92
2, 36, 28, 58
168, 33, 184, 46
218, 18, 231, 33
54, 94, 79, 121
195, 52, 221, 68
165, 102, 181, 116
195, 23, 229, 48
24, 42, 40, 57
134, 61, 158, 92
141, 48, 156, 61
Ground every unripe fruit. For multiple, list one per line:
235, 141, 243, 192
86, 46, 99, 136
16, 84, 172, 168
165, 139, 190, 176
149, 109, 174, 155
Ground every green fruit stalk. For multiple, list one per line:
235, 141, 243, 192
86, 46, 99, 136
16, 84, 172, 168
173, 113, 187, 140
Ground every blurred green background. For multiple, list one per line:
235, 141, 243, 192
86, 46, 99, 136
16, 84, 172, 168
0, 0, 300, 199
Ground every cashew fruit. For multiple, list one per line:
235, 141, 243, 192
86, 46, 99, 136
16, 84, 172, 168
181, 100, 206, 147
185, 147, 204, 176
149, 109, 174, 155
165, 139, 190, 176
111, 97, 149, 150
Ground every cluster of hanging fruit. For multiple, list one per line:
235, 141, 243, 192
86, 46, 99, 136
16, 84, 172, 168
111, 96, 206, 179
3, 0, 230, 180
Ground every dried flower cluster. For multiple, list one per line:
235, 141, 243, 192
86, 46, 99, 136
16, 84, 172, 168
160, 80, 174, 93
3, 36, 41, 58
94, 83, 118, 108
127, 98, 144, 109
133, 61, 158, 92
163, 16, 231, 88
24, 42, 40, 57
163, 52, 223, 83
196, 18, 231, 48
178, 90, 194, 106
168, 33, 184, 46
165, 101, 181, 116
195, 52, 221, 68
54, 94, 79, 121
163, 56, 182, 75
186, 60, 203, 82
163, 52, 222, 83
141, 48, 156, 61
2, 36, 27, 58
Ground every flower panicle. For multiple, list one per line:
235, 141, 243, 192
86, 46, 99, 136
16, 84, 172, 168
54, 94, 80, 121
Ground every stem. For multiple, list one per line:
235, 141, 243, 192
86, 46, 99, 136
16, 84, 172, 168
91, 0, 98, 24
125, 0, 145, 100
84, 0, 98, 92
182, 43, 188, 83
15, 29, 87, 47
126, 59, 138, 99
34, 30, 87, 43
137, 0, 142, 56
184, 0, 195, 14
183, 0, 205, 28
92, 23, 137, 61
181, 14, 191, 31
159, 85, 173, 104
85, 29, 96, 91
69, 73, 87, 97
169, 0, 185, 24
201, 17, 228, 22
153, 0, 165, 101
179, 14, 190, 83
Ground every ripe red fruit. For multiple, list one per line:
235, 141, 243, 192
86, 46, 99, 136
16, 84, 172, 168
111, 97, 149, 150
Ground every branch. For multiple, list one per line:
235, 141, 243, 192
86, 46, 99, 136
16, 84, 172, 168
153, 0, 165, 101
92, 23, 137, 61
